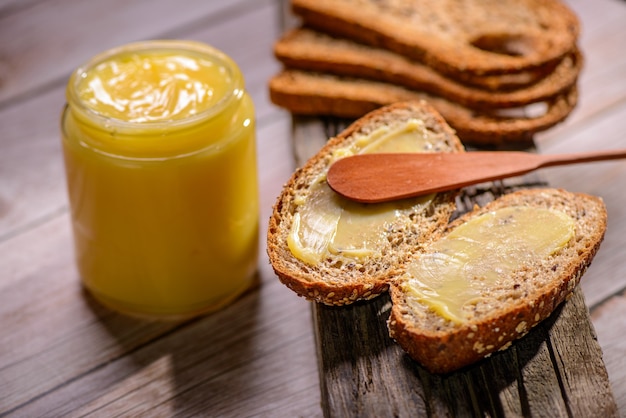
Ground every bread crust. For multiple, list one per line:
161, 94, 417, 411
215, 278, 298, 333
274, 28, 582, 109
291, 0, 580, 78
388, 188, 607, 374
269, 70, 578, 144
267, 101, 464, 305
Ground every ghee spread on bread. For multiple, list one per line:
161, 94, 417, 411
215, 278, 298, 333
404, 206, 575, 323
267, 101, 464, 307
287, 119, 434, 264
268, 102, 606, 374
388, 188, 606, 374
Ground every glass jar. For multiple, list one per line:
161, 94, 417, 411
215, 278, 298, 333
61, 40, 259, 319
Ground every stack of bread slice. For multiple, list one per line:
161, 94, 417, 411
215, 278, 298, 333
269, 0, 582, 144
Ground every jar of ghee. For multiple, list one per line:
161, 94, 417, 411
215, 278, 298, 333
61, 40, 259, 319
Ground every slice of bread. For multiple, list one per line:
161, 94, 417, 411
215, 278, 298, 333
388, 188, 607, 373
291, 0, 580, 79
269, 70, 578, 144
267, 101, 464, 305
274, 28, 582, 108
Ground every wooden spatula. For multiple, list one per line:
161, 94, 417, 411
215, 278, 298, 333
326, 150, 626, 203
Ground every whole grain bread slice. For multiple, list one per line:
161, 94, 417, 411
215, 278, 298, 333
269, 70, 578, 144
291, 0, 580, 79
274, 28, 583, 109
388, 188, 607, 374
267, 101, 464, 306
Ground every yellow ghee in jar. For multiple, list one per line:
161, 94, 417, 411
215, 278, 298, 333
61, 41, 259, 319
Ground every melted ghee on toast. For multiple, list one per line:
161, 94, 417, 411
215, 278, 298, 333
405, 206, 575, 323
288, 119, 435, 264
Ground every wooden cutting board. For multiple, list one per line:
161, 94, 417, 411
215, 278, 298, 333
291, 115, 617, 417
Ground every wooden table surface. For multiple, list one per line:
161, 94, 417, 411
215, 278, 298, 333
1, 0, 625, 416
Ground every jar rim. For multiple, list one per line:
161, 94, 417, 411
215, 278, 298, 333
66, 40, 245, 132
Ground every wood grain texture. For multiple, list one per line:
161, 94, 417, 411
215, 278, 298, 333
313, 286, 615, 417
0, 0, 624, 416
0, 0, 276, 105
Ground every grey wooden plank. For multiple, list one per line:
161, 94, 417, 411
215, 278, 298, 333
313, 286, 614, 417
592, 292, 626, 415
537, 101, 626, 307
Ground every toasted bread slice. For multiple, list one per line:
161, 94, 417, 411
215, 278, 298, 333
274, 28, 583, 108
388, 188, 607, 373
291, 0, 580, 78
267, 101, 464, 305
268, 70, 578, 144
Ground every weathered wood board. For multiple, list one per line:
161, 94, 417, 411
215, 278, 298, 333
291, 115, 617, 417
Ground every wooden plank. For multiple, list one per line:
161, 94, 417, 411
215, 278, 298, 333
0, 0, 39, 14
2, 275, 320, 417
0, 0, 620, 417
562, 0, 626, 124
533, 0, 626, 145
0, 87, 67, 243
592, 291, 626, 414
537, 101, 626, 306
0, 0, 268, 105
314, 289, 613, 417
290, 115, 617, 417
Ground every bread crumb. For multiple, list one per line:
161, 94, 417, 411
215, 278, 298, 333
499, 341, 513, 351
473, 341, 485, 353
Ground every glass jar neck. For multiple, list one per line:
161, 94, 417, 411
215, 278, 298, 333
64, 40, 245, 160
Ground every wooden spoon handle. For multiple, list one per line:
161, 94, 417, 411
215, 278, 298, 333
537, 148, 626, 168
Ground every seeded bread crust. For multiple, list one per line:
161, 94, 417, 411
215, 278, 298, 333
269, 70, 578, 144
267, 101, 464, 305
291, 0, 580, 79
388, 188, 607, 374
274, 28, 582, 109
